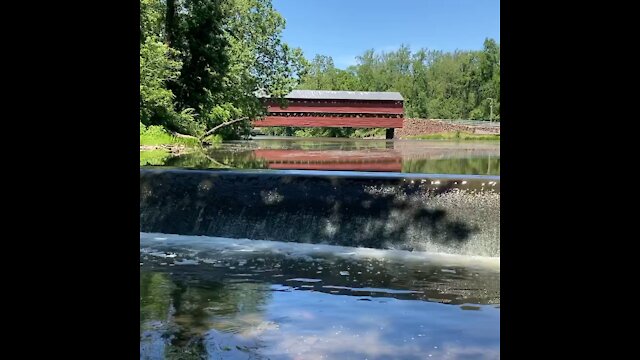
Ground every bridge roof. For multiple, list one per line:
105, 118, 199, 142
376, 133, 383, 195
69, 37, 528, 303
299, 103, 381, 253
258, 90, 404, 101
286, 90, 403, 101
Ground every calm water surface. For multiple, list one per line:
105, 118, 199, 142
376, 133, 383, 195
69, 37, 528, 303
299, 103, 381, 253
141, 137, 500, 175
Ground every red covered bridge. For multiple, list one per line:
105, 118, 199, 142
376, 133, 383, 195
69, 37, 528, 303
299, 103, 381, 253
252, 90, 404, 139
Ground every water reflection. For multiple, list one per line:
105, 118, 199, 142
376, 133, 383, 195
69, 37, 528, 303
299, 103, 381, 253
140, 270, 273, 359
141, 137, 500, 175
140, 234, 500, 359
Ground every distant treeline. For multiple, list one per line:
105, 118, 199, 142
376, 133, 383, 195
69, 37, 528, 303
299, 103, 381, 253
264, 40, 500, 137
300, 41, 500, 121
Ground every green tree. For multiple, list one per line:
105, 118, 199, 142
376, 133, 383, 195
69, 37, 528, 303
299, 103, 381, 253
213, 0, 308, 139
140, 0, 201, 134
141, 0, 165, 41
166, 0, 229, 120
476, 38, 500, 120
295, 40, 500, 123
140, 38, 182, 126
140, 0, 307, 140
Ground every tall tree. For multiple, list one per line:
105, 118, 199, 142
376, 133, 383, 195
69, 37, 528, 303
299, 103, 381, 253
141, 0, 307, 139
478, 38, 500, 120
167, 0, 229, 118
140, 0, 200, 134
165, 0, 177, 45
207, 0, 307, 139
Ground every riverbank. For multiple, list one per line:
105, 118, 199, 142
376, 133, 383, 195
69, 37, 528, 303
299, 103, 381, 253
140, 119, 501, 152
395, 118, 500, 139
140, 144, 192, 155
406, 132, 500, 141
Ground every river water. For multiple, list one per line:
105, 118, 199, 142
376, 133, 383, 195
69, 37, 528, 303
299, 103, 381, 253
140, 137, 500, 175
140, 138, 500, 359
141, 233, 499, 360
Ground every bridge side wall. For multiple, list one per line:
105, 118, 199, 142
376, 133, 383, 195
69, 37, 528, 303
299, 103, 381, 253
253, 98, 404, 128
253, 116, 403, 128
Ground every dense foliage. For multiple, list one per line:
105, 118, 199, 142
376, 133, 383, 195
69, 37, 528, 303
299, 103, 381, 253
264, 41, 499, 137
298, 41, 500, 121
140, 0, 307, 139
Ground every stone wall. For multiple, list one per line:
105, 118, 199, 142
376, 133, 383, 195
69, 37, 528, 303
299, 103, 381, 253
395, 119, 500, 138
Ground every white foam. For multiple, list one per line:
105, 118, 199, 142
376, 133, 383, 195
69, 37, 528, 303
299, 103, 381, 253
140, 232, 500, 270
286, 278, 322, 283
322, 285, 424, 295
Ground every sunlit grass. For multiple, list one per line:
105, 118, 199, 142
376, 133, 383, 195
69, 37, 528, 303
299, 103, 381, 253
140, 124, 219, 146
140, 125, 200, 146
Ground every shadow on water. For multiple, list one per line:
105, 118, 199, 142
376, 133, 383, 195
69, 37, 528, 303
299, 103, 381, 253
140, 170, 499, 254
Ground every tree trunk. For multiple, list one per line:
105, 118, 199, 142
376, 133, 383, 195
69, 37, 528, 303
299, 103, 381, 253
165, 0, 177, 46
169, 131, 199, 141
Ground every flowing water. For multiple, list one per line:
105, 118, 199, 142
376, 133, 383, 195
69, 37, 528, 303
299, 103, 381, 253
140, 138, 500, 359
141, 233, 499, 360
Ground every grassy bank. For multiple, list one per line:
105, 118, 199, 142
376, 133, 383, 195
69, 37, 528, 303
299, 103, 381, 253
407, 131, 500, 141
140, 124, 222, 146
140, 124, 199, 146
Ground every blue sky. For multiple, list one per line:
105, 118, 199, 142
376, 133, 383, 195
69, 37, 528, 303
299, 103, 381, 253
273, 0, 500, 69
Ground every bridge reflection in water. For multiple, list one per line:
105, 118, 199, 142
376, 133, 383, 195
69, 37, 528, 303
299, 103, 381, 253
141, 138, 500, 175
252, 149, 403, 172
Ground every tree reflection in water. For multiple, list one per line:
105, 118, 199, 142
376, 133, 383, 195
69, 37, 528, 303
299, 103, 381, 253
140, 270, 272, 359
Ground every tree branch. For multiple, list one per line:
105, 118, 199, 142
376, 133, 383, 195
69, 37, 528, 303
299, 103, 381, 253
201, 151, 230, 168
200, 117, 248, 139
169, 131, 200, 140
